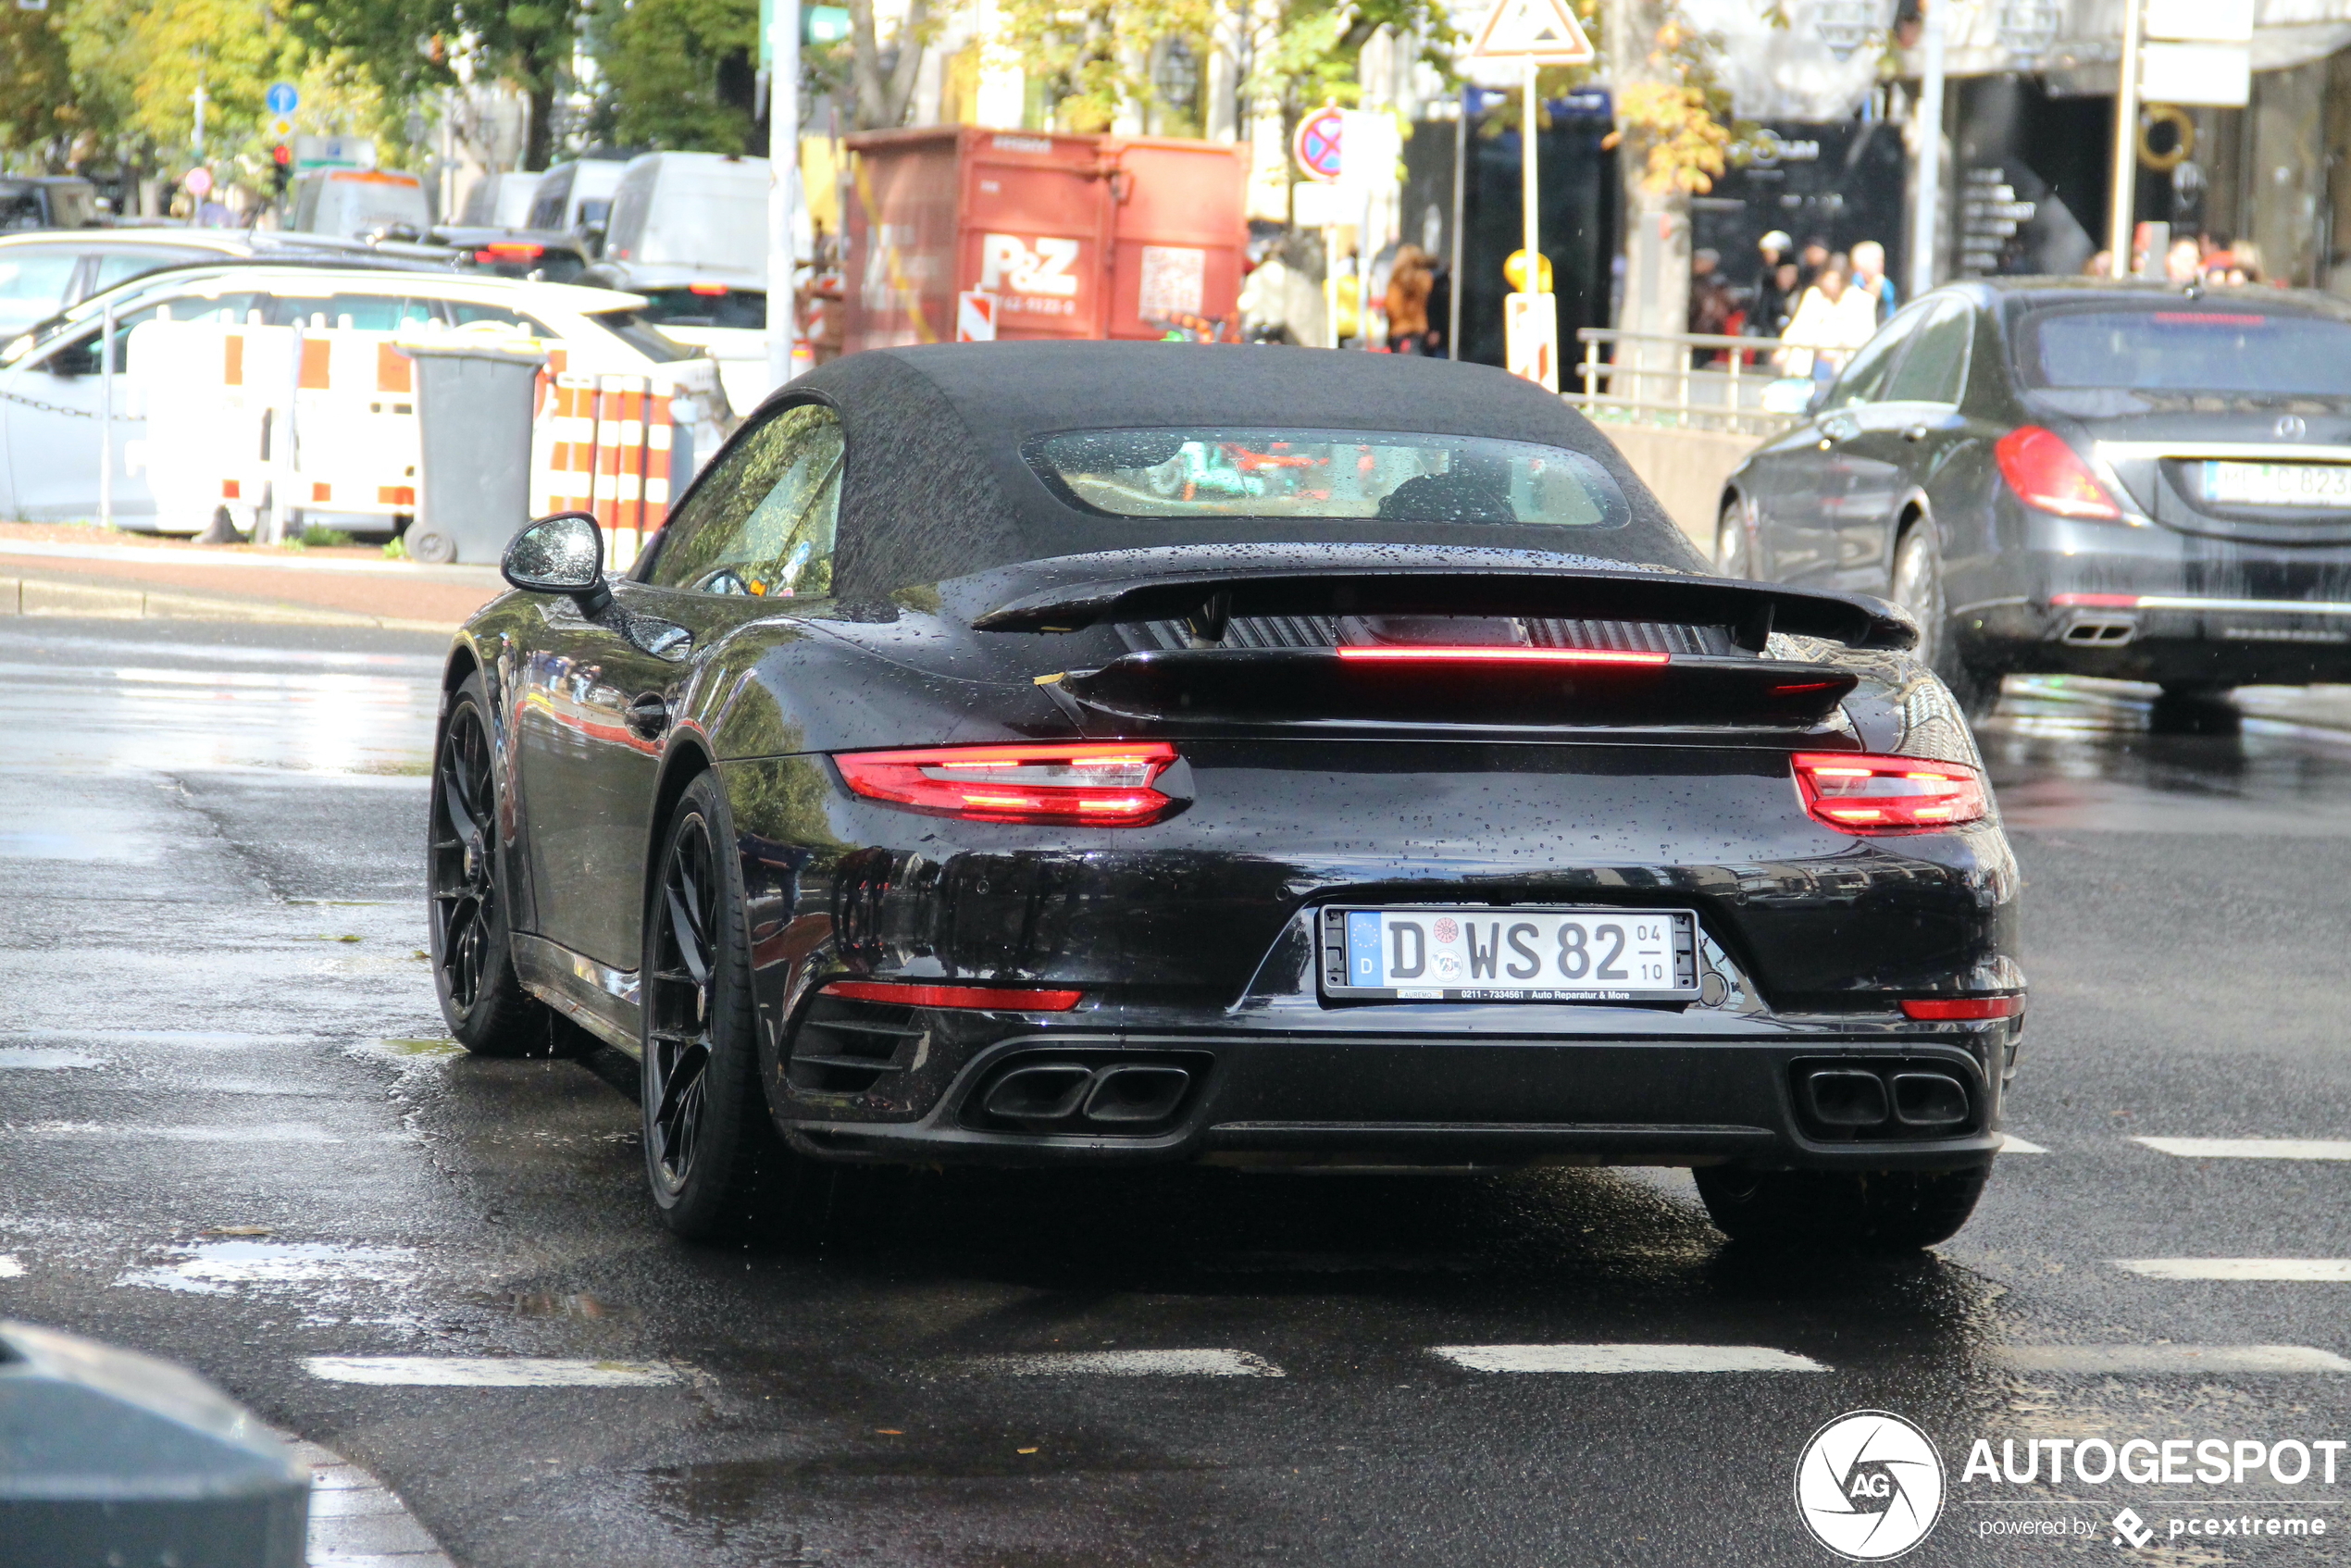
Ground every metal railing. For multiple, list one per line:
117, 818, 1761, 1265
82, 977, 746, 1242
1565, 327, 1801, 438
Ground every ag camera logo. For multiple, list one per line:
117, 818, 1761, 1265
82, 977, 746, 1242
1797, 1410, 1946, 1560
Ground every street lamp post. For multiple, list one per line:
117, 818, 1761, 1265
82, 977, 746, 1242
765, 0, 802, 394
2108, 0, 2144, 278
1908, 0, 1946, 300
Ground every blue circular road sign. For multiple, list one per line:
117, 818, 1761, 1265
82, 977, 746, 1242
265, 82, 299, 117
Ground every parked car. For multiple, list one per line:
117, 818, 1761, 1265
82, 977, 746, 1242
580, 265, 766, 411
0, 228, 444, 339
577, 152, 773, 406
1720, 278, 2351, 723
0, 176, 101, 231
433, 227, 591, 284
525, 157, 630, 245
0, 260, 728, 531
290, 168, 432, 241
458, 170, 544, 229
436, 342, 2021, 1253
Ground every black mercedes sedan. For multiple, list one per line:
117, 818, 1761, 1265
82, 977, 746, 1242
430, 342, 2022, 1251
1721, 279, 2351, 721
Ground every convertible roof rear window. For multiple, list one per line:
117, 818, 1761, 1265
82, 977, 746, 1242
1027, 429, 1630, 529
2018, 305, 2351, 395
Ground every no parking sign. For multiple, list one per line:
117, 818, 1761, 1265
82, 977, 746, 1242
1291, 106, 1345, 184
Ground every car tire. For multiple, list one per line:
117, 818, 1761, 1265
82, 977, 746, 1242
641, 772, 797, 1240
1714, 500, 1752, 578
1889, 520, 2000, 722
429, 672, 576, 1057
1692, 1164, 1989, 1251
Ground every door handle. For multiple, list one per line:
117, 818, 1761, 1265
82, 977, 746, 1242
625, 693, 670, 740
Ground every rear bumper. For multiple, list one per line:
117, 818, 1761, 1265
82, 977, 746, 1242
782, 1029, 2009, 1173
1959, 516, 2351, 683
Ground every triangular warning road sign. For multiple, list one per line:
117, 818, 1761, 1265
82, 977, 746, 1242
1469, 0, 1595, 62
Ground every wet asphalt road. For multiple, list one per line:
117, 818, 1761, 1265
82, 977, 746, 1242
6, 616, 2351, 1566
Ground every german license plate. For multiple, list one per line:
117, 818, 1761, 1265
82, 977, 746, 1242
1320, 907, 1699, 1002
2204, 461, 2351, 507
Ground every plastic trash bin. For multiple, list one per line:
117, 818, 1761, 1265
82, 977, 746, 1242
403, 337, 546, 565
0, 1320, 311, 1568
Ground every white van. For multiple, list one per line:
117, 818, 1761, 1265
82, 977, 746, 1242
600, 152, 768, 273
290, 169, 432, 240
524, 159, 628, 242
459, 170, 544, 229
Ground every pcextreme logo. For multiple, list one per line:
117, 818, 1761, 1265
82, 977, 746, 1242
1796, 1410, 1947, 1561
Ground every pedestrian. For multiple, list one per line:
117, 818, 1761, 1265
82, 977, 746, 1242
2164, 236, 2202, 284
1384, 244, 1434, 355
1752, 230, 1797, 341
1798, 235, 1832, 289
1776, 263, 1876, 386
1849, 240, 1897, 322
1423, 256, 1452, 358
1688, 248, 1734, 365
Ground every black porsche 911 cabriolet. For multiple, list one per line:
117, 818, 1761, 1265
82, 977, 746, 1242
430, 342, 2023, 1251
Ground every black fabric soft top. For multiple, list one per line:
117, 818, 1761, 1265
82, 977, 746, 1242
774, 342, 1706, 599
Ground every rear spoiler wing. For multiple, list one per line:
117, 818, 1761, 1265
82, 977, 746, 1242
971, 566, 1918, 653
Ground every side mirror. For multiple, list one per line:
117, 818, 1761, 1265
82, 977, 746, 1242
503, 511, 612, 616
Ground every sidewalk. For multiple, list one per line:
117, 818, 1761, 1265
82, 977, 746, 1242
0, 523, 506, 630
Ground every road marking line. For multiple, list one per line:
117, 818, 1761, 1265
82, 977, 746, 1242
2133, 1138, 2351, 1161
280, 1434, 454, 1567
303, 1357, 681, 1388
1431, 1344, 1830, 1374
966, 1350, 1286, 1377
5, 1121, 340, 1143
0, 1254, 22, 1278
1999, 1134, 2049, 1154
0, 1050, 103, 1069
2115, 1259, 2351, 1281
1992, 1345, 2351, 1374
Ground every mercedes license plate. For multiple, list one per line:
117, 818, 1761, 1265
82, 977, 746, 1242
2204, 461, 2351, 508
1320, 907, 1700, 1002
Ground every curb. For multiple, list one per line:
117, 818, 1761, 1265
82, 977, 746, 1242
0, 572, 460, 634
281, 1434, 456, 1567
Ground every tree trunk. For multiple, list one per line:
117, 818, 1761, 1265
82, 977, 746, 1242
524, 78, 554, 171
847, 0, 931, 130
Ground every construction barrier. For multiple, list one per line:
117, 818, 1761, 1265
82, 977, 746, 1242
530, 373, 675, 572
131, 318, 729, 550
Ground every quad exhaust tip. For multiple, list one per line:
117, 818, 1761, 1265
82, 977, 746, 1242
1796, 1064, 1972, 1136
979, 1060, 1194, 1132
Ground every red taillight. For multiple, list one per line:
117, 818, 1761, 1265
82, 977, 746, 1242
1901, 996, 2023, 1021
821, 979, 1084, 1011
2050, 592, 2140, 608
833, 741, 1179, 826
1334, 646, 1670, 666
688, 280, 730, 296
1792, 753, 1988, 834
1994, 426, 2121, 520
483, 242, 543, 260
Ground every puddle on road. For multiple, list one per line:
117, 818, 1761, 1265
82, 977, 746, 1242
474, 1290, 628, 1320
378, 1038, 461, 1057
0, 1049, 104, 1070
5, 1121, 340, 1143
114, 1239, 421, 1297
0, 807, 156, 862
0, 1030, 317, 1050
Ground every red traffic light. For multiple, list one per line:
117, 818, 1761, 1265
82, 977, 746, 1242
271, 144, 292, 167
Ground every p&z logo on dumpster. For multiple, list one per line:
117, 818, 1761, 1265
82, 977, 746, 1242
980, 233, 1083, 317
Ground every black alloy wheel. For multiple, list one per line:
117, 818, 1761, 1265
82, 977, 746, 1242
642, 773, 797, 1239
429, 672, 553, 1054
1889, 521, 2000, 723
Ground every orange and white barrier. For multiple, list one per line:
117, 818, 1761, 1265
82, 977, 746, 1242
530, 373, 676, 572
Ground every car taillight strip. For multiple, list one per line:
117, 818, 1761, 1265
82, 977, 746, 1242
1901, 996, 2023, 1021
1334, 646, 1670, 666
2051, 591, 2351, 616
822, 980, 1085, 1011
834, 741, 1180, 826
1994, 425, 2122, 520
1791, 752, 1988, 835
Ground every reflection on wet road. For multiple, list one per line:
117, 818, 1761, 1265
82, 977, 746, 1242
4, 622, 2350, 1566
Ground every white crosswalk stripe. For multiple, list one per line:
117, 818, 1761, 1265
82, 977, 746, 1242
304, 1357, 682, 1388
1992, 1345, 2351, 1373
1431, 1344, 1829, 1373
2114, 1259, 2351, 1280
1999, 1134, 2049, 1153
2133, 1137, 2351, 1160
964, 1350, 1285, 1377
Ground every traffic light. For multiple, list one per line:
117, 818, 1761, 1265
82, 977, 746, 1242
270, 143, 292, 198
